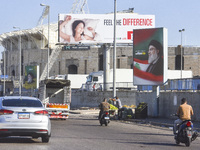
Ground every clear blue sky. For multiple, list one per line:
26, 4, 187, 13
0, 0, 200, 54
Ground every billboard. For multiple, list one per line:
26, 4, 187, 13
58, 14, 155, 44
133, 28, 168, 85
23, 66, 39, 89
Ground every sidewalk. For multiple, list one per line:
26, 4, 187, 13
125, 117, 200, 132
69, 108, 200, 131
69, 107, 99, 115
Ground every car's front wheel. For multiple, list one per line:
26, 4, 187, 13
42, 135, 50, 143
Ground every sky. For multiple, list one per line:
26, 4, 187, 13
0, 0, 200, 55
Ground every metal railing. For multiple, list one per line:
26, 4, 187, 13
138, 78, 200, 92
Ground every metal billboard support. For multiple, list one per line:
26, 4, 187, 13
3, 48, 6, 96
152, 85, 159, 117
103, 44, 110, 91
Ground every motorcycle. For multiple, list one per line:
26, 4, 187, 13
173, 115, 198, 147
99, 111, 110, 126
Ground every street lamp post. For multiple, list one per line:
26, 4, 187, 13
113, 0, 117, 98
13, 26, 21, 96
179, 29, 185, 79
40, 3, 50, 79
3, 47, 6, 96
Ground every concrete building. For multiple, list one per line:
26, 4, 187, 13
168, 46, 200, 75
0, 23, 200, 83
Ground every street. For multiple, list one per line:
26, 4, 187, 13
0, 113, 199, 150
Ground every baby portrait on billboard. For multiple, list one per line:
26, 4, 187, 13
133, 28, 166, 85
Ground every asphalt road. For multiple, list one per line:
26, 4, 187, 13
0, 113, 199, 150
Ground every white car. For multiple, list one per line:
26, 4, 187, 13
0, 96, 51, 143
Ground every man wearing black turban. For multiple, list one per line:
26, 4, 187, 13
146, 40, 163, 75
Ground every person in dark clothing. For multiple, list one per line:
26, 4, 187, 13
146, 40, 163, 76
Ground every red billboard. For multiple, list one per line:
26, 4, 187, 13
133, 28, 168, 85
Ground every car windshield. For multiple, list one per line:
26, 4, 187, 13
93, 77, 98, 82
86, 75, 92, 82
2, 99, 43, 107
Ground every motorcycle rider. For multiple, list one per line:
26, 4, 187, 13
173, 98, 194, 135
99, 98, 110, 120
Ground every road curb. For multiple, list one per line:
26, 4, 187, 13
69, 110, 99, 115
69, 109, 200, 132
124, 118, 200, 132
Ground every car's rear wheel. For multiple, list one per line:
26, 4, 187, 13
42, 135, 50, 143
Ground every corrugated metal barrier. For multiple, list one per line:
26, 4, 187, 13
138, 78, 200, 92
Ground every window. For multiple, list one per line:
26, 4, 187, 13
3, 99, 43, 107
12, 70, 15, 76
68, 65, 77, 74
93, 77, 98, 82
117, 58, 120, 68
99, 55, 103, 71
175, 55, 184, 70
86, 75, 92, 82
84, 60, 87, 74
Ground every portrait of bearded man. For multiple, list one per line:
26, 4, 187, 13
146, 40, 163, 76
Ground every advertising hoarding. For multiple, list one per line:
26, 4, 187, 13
23, 66, 39, 89
58, 14, 155, 44
133, 28, 168, 85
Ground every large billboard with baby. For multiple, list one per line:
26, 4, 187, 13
58, 14, 155, 44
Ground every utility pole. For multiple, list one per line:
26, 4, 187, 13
179, 29, 185, 79
3, 48, 6, 96
113, 0, 117, 98
13, 26, 21, 96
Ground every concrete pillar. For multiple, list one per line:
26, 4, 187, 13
103, 44, 110, 91
63, 86, 71, 104
152, 85, 159, 117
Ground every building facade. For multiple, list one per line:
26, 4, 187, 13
1, 23, 200, 82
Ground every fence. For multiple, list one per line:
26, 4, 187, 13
138, 78, 200, 92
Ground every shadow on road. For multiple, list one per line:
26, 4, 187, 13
69, 123, 100, 127
69, 117, 97, 121
0, 137, 41, 143
119, 141, 182, 147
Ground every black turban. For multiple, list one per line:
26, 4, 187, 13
149, 40, 163, 56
